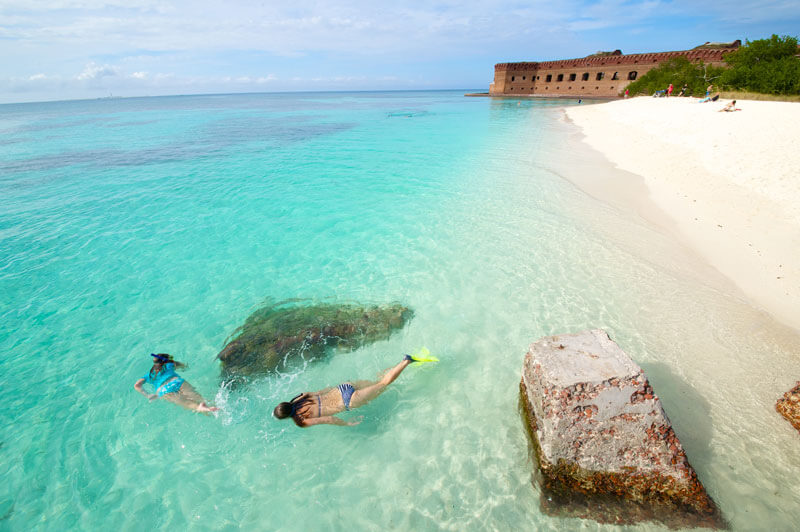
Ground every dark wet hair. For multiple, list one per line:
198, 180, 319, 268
273, 402, 293, 419
274, 394, 309, 426
149, 353, 185, 375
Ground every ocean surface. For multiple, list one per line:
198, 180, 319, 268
1, 91, 799, 531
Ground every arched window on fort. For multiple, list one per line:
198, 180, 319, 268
569, 73, 576, 81
522, 76, 526, 80
546, 74, 552, 82
596, 72, 605, 80
628, 71, 638, 80
611, 72, 619, 80
581, 73, 589, 81
511, 76, 515, 82
557, 74, 564, 82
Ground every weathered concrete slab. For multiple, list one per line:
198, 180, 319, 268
776, 381, 800, 433
520, 329, 723, 528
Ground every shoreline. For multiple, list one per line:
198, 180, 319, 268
563, 97, 800, 332
464, 92, 617, 101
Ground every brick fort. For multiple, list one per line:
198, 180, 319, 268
488, 41, 740, 98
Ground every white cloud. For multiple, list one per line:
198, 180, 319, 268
76, 61, 119, 80
2, 1, 797, 56
2, 1, 793, 64
0, 1, 577, 55
671, 0, 800, 24
0, 0, 164, 11
566, 0, 667, 32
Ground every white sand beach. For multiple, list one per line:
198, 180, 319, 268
565, 97, 800, 331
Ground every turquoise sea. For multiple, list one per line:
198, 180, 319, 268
1, 91, 799, 531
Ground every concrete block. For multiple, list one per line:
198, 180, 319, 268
520, 329, 723, 527
776, 381, 800, 433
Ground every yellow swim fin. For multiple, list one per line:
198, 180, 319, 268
406, 347, 439, 364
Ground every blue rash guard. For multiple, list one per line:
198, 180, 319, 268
143, 362, 184, 396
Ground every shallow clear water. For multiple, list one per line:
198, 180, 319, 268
1, 91, 799, 531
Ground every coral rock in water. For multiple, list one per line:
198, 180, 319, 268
217, 300, 413, 379
520, 329, 724, 528
776, 381, 800, 433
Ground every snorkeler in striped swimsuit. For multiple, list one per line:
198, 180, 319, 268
273, 351, 436, 428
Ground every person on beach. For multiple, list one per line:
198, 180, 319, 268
719, 100, 741, 112
134, 353, 219, 413
706, 84, 713, 97
678, 84, 688, 97
624, 89, 629, 98
667, 83, 674, 97
273, 353, 434, 428
700, 92, 720, 103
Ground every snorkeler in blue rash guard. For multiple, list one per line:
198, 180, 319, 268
134, 353, 218, 414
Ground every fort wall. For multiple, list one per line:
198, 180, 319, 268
489, 44, 739, 98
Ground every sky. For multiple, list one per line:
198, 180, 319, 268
1, 0, 798, 103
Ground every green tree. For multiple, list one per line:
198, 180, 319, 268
623, 56, 724, 97
719, 35, 800, 94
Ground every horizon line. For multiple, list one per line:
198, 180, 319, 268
0, 87, 487, 107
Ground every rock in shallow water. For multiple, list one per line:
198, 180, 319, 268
520, 329, 724, 528
776, 381, 800, 433
217, 300, 413, 380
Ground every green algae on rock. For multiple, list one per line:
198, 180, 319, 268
520, 330, 725, 528
217, 300, 413, 379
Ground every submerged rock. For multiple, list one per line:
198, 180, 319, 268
520, 329, 724, 528
217, 300, 413, 379
776, 381, 800, 433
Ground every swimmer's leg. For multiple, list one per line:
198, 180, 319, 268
352, 380, 374, 390
163, 381, 219, 414
348, 358, 411, 409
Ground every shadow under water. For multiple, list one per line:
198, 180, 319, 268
216, 299, 414, 384
640, 362, 716, 468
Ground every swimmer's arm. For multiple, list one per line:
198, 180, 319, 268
134, 378, 157, 401
302, 416, 361, 428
